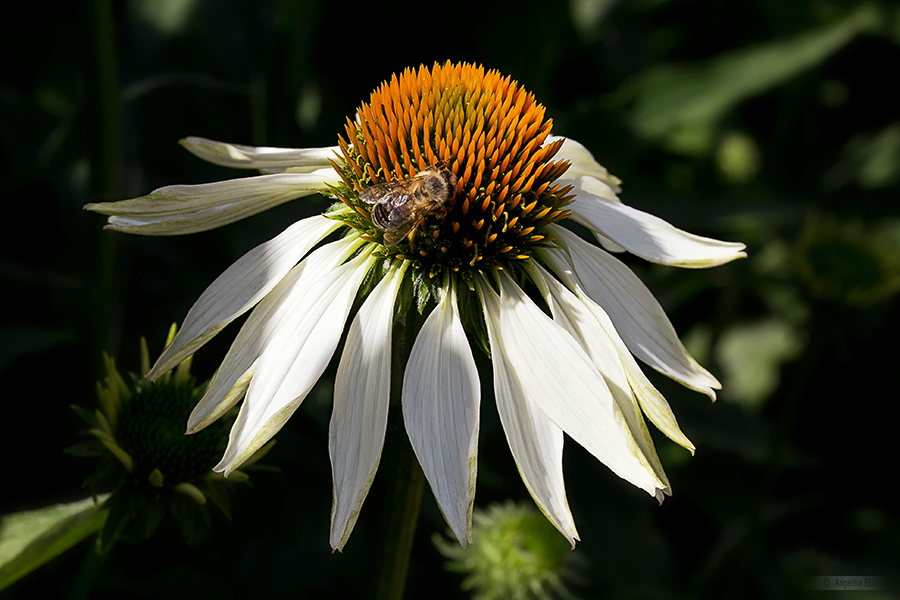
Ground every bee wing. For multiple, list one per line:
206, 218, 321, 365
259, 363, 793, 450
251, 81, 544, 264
359, 180, 412, 205
371, 193, 417, 230
382, 221, 416, 247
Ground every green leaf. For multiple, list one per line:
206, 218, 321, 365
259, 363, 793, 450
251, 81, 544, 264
0, 496, 109, 591
628, 4, 878, 153
824, 122, 900, 190
716, 319, 806, 410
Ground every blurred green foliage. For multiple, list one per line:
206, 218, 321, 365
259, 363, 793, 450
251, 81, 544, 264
0, 497, 108, 593
1, 0, 898, 598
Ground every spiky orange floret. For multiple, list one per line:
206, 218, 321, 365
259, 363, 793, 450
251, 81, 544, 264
332, 61, 574, 278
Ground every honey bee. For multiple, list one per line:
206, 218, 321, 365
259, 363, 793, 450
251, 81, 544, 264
359, 163, 458, 246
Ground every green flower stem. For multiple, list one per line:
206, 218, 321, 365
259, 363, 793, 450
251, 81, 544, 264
66, 544, 107, 600
84, 0, 119, 201
374, 309, 426, 600
374, 409, 425, 600
83, 0, 121, 356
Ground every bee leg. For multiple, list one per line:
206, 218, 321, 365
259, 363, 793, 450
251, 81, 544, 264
407, 216, 427, 244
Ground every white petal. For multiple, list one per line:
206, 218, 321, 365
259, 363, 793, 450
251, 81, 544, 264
533, 261, 695, 453
180, 136, 340, 172
215, 248, 377, 474
527, 261, 676, 490
402, 281, 480, 548
493, 271, 664, 497
542, 227, 721, 398
548, 135, 622, 192
329, 262, 408, 551
85, 169, 341, 235
595, 234, 626, 253
476, 278, 579, 546
563, 175, 747, 268
187, 236, 363, 433
542, 140, 625, 252
149, 215, 341, 380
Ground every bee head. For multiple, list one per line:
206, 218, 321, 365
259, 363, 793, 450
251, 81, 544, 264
426, 162, 458, 201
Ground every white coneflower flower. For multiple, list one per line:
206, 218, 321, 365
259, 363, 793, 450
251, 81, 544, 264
85, 61, 745, 551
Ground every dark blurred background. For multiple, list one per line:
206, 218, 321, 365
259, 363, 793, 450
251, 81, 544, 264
2, 0, 899, 598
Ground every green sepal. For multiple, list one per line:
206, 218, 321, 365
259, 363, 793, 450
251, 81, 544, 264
203, 478, 234, 521
456, 283, 491, 359
393, 271, 415, 325
70, 404, 97, 427
63, 441, 105, 459
413, 271, 435, 315
170, 494, 209, 545
97, 485, 145, 553
354, 257, 389, 311
80, 458, 121, 490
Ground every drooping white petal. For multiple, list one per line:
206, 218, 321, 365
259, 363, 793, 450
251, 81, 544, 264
98, 172, 339, 217
329, 262, 408, 551
531, 262, 695, 453
562, 175, 747, 268
476, 277, 579, 546
527, 261, 676, 493
149, 216, 341, 380
179, 136, 339, 172
494, 271, 665, 497
402, 281, 480, 548
214, 248, 377, 474
85, 169, 341, 235
187, 236, 363, 434
545, 137, 626, 252
542, 226, 721, 398
549, 135, 622, 192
